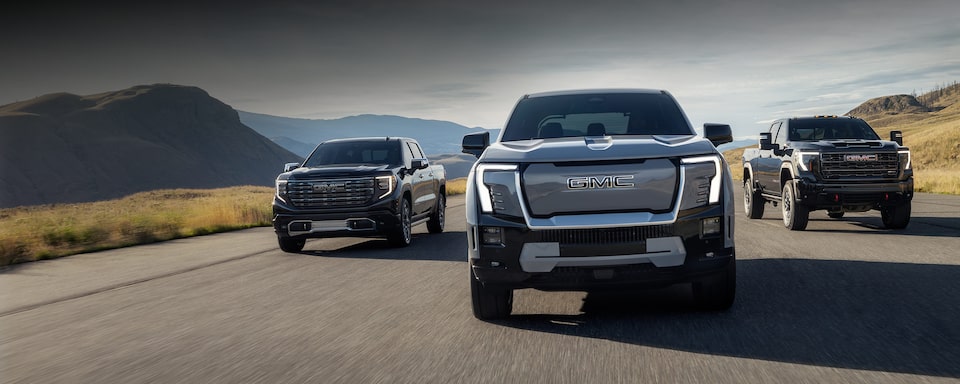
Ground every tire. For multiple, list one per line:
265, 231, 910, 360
427, 194, 445, 234
388, 198, 412, 247
781, 182, 809, 231
828, 211, 845, 219
470, 266, 513, 320
693, 258, 736, 311
278, 237, 305, 253
881, 201, 911, 229
743, 175, 765, 219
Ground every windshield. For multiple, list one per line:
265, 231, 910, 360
788, 119, 880, 141
500, 93, 693, 142
303, 140, 402, 167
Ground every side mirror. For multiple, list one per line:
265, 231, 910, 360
462, 131, 490, 158
890, 130, 903, 146
759, 132, 773, 151
283, 162, 300, 172
703, 123, 732, 146
410, 158, 429, 170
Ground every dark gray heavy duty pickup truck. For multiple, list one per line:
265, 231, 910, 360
273, 137, 446, 252
461, 89, 737, 319
741, 116, 913, 230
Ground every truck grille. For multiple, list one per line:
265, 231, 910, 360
287, 178, 375, 208
820, 153, 899, 179
537, 225, 674, 245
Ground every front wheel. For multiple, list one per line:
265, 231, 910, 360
470, 267, 513, 320
278, 237, 305, 253
693, 258, 736, 311
744, 175, 765, 219
881, 202, 911, 229
388, 198, 412, 247
782, 182, 809, 231
427, 194, 445, 234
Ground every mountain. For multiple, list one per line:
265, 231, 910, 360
238, 111, 499, 157
0, 84, 302, 208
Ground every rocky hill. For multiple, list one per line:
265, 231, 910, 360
0, 84, 301, 208
846, 94, 931, 118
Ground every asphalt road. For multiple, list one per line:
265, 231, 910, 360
2, 190, 959, 383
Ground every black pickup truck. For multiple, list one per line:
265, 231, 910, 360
273, 137, 446, 252
741, 116, 913, 230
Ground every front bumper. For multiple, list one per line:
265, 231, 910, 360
467, 205, 733, 291
794, 176, 913, 210
272, 197, 400, 239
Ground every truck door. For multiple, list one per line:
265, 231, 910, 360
405, 141, 436, 215
756, 122, 784, 194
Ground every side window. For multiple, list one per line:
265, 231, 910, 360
407, 142, 425, 159
772, 122, 787, 146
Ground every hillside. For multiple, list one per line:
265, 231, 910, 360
0, 84, 302, 208
238, 111, 499, 157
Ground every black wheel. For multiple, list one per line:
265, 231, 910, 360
278, 236, 305, 253
881, 201, 911, 229
781, 182, 809, 231
693, 258, 736, 311
388, 198, 412, 247
828, 211, 845, 219
427, 194, 445, 234
743, 175, 765, 219
470, 266, 513, 320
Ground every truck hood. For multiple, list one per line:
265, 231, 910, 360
789, 140, 902, 151
282, 164, 394, 180
479, 135, 720, 163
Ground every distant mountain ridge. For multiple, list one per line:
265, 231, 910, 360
0, 84, 301, 208
238, 111, 499, 157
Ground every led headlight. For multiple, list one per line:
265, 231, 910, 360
680, 155, 721, 208
276, 179, 288, 202
898, 150, 911, 171
796, 151, 820, 172
475, 164, 522, 217
376, 175, 395, 199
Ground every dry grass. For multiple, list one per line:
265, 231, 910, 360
0, 186, 274, 266
446, 178, 467, 195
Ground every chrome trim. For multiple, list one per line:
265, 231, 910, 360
518, 237, 686, 273
287, 218, 377, 236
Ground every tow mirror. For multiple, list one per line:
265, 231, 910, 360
703, 123, 732, 146
759, 132, 773, 150
462, 131, 490, 158
283, 162, 300, 172
410, 158, 429, 170
890, 130, 903, 146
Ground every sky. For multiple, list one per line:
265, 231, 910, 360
2, 0, 959, 139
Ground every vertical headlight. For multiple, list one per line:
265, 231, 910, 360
276, 179, 288, 202
475, 164, 522, 216
681, 155, 722, 206
376, 175, 395, 199
795, 151, 820, 172
898, 150, 911, 171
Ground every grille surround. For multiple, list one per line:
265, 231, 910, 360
286, 178, 375, 208
819, 152, 899, 179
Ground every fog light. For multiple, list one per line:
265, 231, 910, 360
701, 217, 721, 238
481, 227, 503, 245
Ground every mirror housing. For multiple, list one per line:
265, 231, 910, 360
890, 130, 903, 146
759, 132, 774, 151
283, 162, 300, 172
703, 123, 732, 146
410, 158, 429, 170
462, 131, 490, 158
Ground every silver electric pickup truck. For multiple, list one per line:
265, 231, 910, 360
461, 89, 737, 319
